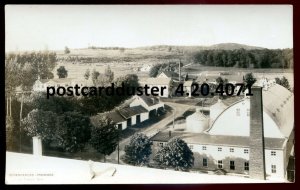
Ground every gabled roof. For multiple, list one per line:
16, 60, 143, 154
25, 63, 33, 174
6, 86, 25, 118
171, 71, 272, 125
91, 111, 126, 125
118, 106, 148, 119
92, 105, 149, 124
138, 95, 160, 107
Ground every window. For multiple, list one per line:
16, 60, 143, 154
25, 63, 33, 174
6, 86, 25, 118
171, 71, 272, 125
218, 160, 223, 169
218, 147, 222, 152
158, 142, 164, 147
271, 151, 276, 156
244, 162, 249, 171
230, 161, 235, 170
236, 108, 240, 116
271, 165, 276, 173
203, 158, 208, 167
189, 145, 193, 150
230, 148, 234, 153
202, 146, 207, 151
247, 109, 250, 116
244, 149, 249, 154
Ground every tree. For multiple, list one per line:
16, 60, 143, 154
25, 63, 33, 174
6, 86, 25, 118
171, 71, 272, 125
64, 46, 70, 54
154, 137, 194, 171
91, 69, 100, 85
5, 52, 57, 90
275, 76, 291, 91
89, 115, 119, 162
104, 65, 114, 82
55, 112, 92, 152
216, 77, 228, 85
22, 109, 57, 145
57, 66, 68, 78
243, 72, 257, 86
124, 133, 153, 166
84, 69, 90, 80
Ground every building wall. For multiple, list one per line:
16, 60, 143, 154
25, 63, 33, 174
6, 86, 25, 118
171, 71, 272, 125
208, 99, 284, 138
265, 149, 284, 179
115, 121, 127, 130
148, 84, 169, 98
151, 140, 285, 179
131, 115, 136, 126
141, 112, 149, 122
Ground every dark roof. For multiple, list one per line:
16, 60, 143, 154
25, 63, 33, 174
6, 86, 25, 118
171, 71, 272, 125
118, 106, 148, 119
92, 111, 126, 124
138, 95, 160, 107
92, 105, 148, 124
150, 131, 286, 150
160, 71, 179, 79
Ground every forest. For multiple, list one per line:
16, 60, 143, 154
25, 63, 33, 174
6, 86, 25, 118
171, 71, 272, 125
193, 48, 293, 69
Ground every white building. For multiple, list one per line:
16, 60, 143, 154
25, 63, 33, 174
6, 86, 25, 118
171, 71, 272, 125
140, 64, 152, 72
91, 105, 149, 131
32, 78, 90, 92
130, 95, 165, 116
151, 84, 294, 181
144, 78, 172, 98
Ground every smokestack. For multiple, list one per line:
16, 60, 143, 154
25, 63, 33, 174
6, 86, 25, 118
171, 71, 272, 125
33, 136, 42, 156
249, 86, 266, 180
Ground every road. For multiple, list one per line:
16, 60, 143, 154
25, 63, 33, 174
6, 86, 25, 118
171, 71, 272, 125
107, 102, 197, 164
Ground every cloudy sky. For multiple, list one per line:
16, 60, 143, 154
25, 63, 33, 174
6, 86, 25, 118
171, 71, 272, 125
5, 5, 293, 51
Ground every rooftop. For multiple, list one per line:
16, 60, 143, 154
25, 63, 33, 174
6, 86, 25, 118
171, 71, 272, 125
118, 106, 148, 119
151, 131, 286, 150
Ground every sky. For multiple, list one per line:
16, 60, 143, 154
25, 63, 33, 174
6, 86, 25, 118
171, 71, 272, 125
5, 5, 293, 51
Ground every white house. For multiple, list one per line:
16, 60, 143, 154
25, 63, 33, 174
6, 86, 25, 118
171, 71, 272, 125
32, 78, 89, 92
130, 95, 165, 116
140, 64, 152, 72
144, 78, 172, 98
91, 105, 149, 131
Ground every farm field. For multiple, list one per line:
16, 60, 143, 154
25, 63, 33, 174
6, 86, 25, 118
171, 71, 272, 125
53, 48, 294, 88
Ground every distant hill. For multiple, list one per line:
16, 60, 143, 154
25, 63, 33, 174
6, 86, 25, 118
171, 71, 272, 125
209, 43, 264, 50
135, 43, 264, 53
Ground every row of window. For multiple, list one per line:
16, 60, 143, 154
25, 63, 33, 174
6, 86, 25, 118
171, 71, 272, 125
203, 159, 277, 173
200, 145, 276, 156
236, 108, 250, 116
161, 143, 277, 156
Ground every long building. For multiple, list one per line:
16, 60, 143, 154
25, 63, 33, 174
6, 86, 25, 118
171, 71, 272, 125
151, 83, 294, 180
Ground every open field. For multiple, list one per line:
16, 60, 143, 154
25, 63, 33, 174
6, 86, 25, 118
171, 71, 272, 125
53, 48, 294, 88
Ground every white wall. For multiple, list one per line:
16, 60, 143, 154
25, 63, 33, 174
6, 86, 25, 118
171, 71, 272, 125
141, 112, 149, 122
208, 99, 284, 138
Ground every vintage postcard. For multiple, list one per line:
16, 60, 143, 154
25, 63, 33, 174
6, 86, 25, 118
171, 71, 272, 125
5, 5, 294, 184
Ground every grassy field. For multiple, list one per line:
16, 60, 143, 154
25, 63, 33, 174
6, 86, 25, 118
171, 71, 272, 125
53, 48, 294, 88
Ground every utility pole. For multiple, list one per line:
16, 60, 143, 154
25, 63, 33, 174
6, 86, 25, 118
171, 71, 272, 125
117, 129, 120, 164
19, 92, 24, 152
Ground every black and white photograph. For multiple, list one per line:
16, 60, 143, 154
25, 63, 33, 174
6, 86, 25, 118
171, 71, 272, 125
5, 5, 294, 184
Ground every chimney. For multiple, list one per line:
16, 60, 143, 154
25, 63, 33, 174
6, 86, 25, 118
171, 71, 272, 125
32, 136, 42, 156
249, 86, 266, 180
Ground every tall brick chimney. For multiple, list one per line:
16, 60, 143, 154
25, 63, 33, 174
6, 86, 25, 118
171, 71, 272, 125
249, 86, 266, 180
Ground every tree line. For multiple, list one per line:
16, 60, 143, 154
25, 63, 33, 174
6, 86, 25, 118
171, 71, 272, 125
193, 48, 293, 69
